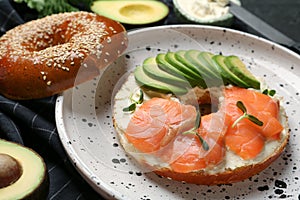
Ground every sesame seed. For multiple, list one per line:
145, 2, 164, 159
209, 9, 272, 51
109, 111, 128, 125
106, 37, 111, 43
0, 11, 127, 83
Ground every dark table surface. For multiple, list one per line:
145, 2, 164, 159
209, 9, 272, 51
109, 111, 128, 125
158, 0, 300, 42
0, 0, 299, 199
239, 0, 299, 42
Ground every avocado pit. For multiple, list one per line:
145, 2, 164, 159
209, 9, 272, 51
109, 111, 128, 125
0, 139, 49, 199
0, 153, 22, 188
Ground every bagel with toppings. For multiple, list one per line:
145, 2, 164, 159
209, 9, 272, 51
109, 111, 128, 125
112, 51, 290, 185
0, 11, 127, 100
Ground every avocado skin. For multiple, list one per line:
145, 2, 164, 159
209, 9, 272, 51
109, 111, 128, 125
224, 56, 260, 89
212, 55, 250, 88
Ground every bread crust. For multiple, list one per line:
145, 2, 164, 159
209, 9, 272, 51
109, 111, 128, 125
154, 129, 289, 185
0, 12, 127, 100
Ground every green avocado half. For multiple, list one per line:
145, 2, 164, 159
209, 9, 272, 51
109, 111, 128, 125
0, 139, 49, 200
91, 0, 169, 25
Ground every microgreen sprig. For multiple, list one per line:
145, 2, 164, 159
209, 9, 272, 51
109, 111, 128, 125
232, 101, 264, 128
262, 89, 276, 97
123, 90, 144, 112
182, 111, 209, 151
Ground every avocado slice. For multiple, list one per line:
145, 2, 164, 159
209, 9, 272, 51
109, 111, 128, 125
134, 65, 188, 95
224, 55, 260, 89
175, 50, 221, 88
142, 57, 188, 86
184, 50, 220, 80
156, 53, 198, 87
164, 51, 206, 87
175, 50, 207, 88
212, 55, 250, 88
0, 139, 49, 199
91, 0, 169, 25
197, 51, 220, 75
197, 51, 226, 86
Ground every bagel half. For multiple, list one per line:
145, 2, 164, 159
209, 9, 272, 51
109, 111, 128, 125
0, 11, 128, 100
112, 73, 290, 185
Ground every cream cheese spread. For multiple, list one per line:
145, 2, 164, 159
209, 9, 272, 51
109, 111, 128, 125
178, 0, 230, 20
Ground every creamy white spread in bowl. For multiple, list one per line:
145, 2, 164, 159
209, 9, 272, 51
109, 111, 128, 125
173, 0, 241, 26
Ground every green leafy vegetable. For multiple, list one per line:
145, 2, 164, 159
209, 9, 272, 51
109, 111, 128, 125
196, 133, 210, 151
40, 0, 78, 17
136, 89, 144, 104
262, 89, 276, 97
232, 101, 264, 127
182, 111, 209, 151
123, 90, 144, 113
122, 103, 136, 112
14, 0, 92, 17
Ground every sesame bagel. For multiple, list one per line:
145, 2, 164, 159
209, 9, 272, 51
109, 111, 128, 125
0, 11, 127, 100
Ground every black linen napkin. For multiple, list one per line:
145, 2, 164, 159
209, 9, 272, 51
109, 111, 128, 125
0, 0, 102, 199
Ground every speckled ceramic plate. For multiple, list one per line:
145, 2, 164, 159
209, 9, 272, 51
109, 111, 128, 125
55, 25, 300, 200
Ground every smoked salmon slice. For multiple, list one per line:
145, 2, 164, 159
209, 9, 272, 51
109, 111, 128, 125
169, 113, 227, 173
125, 98, 227, 173
125, 97, 197, 153
222, 87, 283, 159
225, 121, 265, 160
